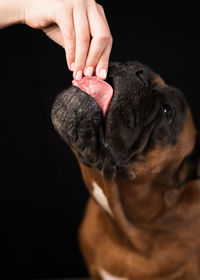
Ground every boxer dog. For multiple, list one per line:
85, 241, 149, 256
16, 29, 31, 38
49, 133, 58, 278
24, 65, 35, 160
51, 62, 200, 280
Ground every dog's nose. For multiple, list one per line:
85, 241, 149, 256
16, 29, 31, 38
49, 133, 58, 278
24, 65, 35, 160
135, 68, 151, 87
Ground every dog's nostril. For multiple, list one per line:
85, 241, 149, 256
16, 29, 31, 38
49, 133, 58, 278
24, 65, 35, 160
135, 70, 150, 87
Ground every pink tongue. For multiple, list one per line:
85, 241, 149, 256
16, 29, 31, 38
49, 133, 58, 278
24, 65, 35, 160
72, 76, 113, 116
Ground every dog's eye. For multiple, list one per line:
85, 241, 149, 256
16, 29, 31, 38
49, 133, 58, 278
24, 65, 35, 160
162, 104, 174, 124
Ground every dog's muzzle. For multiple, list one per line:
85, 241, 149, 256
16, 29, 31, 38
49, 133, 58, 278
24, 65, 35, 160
51, 61, 158, 172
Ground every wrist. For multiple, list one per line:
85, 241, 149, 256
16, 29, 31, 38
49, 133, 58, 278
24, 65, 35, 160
0, 0, 25, 29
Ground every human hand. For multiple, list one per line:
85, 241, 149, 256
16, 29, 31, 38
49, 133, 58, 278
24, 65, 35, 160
22, 0, 113, 80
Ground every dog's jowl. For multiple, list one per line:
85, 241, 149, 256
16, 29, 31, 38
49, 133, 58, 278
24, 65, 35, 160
52, 61, 200, 280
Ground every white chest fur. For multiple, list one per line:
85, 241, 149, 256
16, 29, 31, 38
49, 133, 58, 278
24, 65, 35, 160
92, 181, 113, 216
100, 268, 127, 280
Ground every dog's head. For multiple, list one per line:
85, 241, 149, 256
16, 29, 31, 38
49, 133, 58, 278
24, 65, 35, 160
52, 61, 200, 226
52, 61, 199, 182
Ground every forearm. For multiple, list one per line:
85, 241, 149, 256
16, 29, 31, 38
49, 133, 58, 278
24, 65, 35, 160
0, 0, 24, 29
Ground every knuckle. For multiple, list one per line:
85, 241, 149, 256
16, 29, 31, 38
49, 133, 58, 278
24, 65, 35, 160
79, 32, 90, 43
109, 35, 113, 45
97, 4, 104, 12
97, 31, 111, 42
65, 31, 75, 42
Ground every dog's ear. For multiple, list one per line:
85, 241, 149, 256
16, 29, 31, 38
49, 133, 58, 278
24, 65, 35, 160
175, 133, 200, 188
148, 68, 167, 90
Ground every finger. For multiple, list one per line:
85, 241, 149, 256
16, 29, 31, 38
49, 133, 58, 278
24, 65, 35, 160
95, 36, 113, 79
95, 3, 113, 79
73, 6, 90, 80
94, 4, 113, 79
84, 4, 112, 79
55, 7, 75, 71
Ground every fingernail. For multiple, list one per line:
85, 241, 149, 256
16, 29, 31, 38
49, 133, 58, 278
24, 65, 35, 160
75, 70, 83, 80
100, 69, 107, 79
85, 66, 94, 76
70, 62, 74, 71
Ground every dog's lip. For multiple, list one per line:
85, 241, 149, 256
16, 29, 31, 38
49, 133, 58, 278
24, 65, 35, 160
104, 83, 161, 167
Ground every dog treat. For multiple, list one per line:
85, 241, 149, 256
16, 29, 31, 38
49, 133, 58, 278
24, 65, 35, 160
72, 76, 113, 116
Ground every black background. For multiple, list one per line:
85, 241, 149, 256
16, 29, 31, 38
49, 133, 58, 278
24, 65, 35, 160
1, 2, 200, 279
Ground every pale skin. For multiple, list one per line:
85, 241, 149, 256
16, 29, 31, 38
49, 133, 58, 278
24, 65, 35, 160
0, 0, 113, 80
